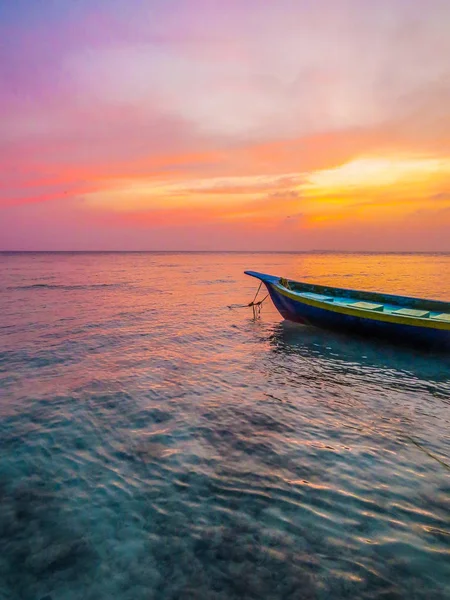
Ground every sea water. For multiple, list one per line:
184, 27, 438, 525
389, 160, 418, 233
0, 252, 449, 600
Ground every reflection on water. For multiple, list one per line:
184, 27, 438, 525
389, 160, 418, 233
0, 252, 449, 600
269, 320, 450, 392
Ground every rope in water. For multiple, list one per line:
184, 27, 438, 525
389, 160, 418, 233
228, 281, 269, 319
264, 391, 450, 472
403, 434, 450, 472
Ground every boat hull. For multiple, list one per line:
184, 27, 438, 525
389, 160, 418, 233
266, 282, 449, 348
244, 271, 450, 349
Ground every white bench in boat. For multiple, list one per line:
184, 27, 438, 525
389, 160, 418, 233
430, 312, 450, 322
299, 292, 334, 302
393, 308, 431, 318
350, 301, 384, 311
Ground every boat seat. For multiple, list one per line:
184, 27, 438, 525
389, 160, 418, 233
351, 301, 384, 311
430, 312, 450, 322
393, 308, 430, 318
299, 292, 334, 302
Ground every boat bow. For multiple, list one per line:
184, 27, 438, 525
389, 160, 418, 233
244, 271, 280, 284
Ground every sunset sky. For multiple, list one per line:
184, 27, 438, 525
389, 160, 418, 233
1, 0, 449, 251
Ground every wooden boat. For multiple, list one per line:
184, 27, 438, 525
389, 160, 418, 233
245, 271, 450, 348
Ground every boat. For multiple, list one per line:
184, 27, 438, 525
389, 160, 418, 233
245, 271, 450, 348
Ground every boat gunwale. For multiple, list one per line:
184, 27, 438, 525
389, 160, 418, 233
287, 279, 449, 311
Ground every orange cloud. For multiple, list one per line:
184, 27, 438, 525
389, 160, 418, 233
2, 114, 450, 251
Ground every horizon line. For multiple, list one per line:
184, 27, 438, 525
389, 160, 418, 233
1, 250, 450, 254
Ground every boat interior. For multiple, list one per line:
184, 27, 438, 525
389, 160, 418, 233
281, 279, 450, 324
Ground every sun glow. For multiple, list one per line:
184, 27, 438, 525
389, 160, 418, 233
306, 156, 450, 192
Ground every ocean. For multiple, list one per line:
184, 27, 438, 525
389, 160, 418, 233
0, 251, 449, 600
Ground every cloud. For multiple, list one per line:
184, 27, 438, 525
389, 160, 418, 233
430, 191, 450, 202
268, 190, 300, 199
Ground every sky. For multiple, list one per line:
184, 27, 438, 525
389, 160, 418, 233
1, 0, 450, 251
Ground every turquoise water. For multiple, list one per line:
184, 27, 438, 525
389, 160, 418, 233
0, 252, 449, 600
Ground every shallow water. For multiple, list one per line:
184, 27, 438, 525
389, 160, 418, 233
0, 252, 449, 600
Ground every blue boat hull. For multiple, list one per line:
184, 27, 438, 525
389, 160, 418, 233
264, 281, 450, 347
261, 280, 450, 350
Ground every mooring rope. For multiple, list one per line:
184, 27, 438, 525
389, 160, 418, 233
228, 281, 269, 319
403, 434, 450, 472
264, 389, 450, 472
263, 390, 450, 473
251, 281, 263, 305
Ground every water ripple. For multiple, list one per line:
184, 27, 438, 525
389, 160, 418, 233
0, 252, 449, 599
